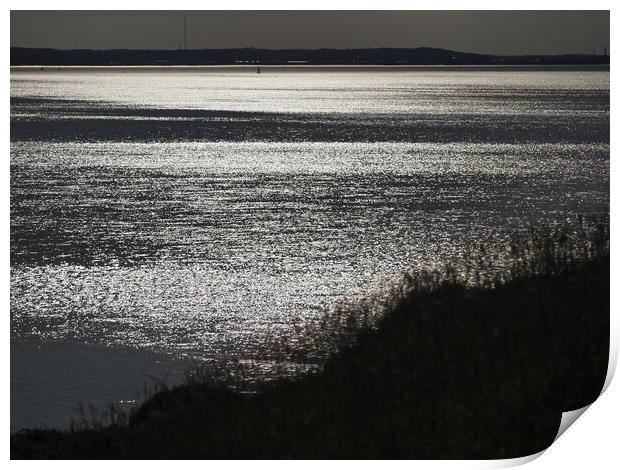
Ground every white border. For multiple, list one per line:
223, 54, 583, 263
4, 1, 618, 10
4, 2, 616, 468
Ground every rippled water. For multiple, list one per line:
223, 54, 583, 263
9, 66, 610, 115
9, 139, 610, 356
10, 67, 609, 428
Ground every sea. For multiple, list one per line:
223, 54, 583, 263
10, 65, 610, 430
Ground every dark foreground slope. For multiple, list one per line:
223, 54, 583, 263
11, 217, 610, 459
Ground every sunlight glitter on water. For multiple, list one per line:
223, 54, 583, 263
11, 140, 609, 359
10, 68, 609, 115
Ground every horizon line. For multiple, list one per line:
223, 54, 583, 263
10, 45, 610, 57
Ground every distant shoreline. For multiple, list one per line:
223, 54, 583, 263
10, 64, 611, 72
11, 46, 610, 67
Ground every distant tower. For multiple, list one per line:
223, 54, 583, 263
604, 46, 607, 56
183, 18, 187, 49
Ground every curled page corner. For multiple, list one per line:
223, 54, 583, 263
602, 344, 618, 394
486, 402, 597, 469
547, 345, 619, 448
554, 405, 591, 442
484, 449, 546, 469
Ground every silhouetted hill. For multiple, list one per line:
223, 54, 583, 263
10, 47, 610, 66
11, 216, 610, 458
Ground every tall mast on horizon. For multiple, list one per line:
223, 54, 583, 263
183, 17, 187, 49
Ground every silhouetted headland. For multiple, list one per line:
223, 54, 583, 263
10, 215, 610, 459
11, 46, 610, 66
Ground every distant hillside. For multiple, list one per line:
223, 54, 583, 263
10, 47, 610, 66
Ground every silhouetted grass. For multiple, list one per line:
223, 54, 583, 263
11, 214, 609, 459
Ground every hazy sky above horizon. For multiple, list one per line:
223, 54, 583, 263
11, 11, 610, 55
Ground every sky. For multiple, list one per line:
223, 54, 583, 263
10, 10, 610, 55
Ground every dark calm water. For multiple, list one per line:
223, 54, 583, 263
10, 66, 609, 429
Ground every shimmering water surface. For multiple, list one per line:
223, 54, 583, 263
10, 67, 609, 429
